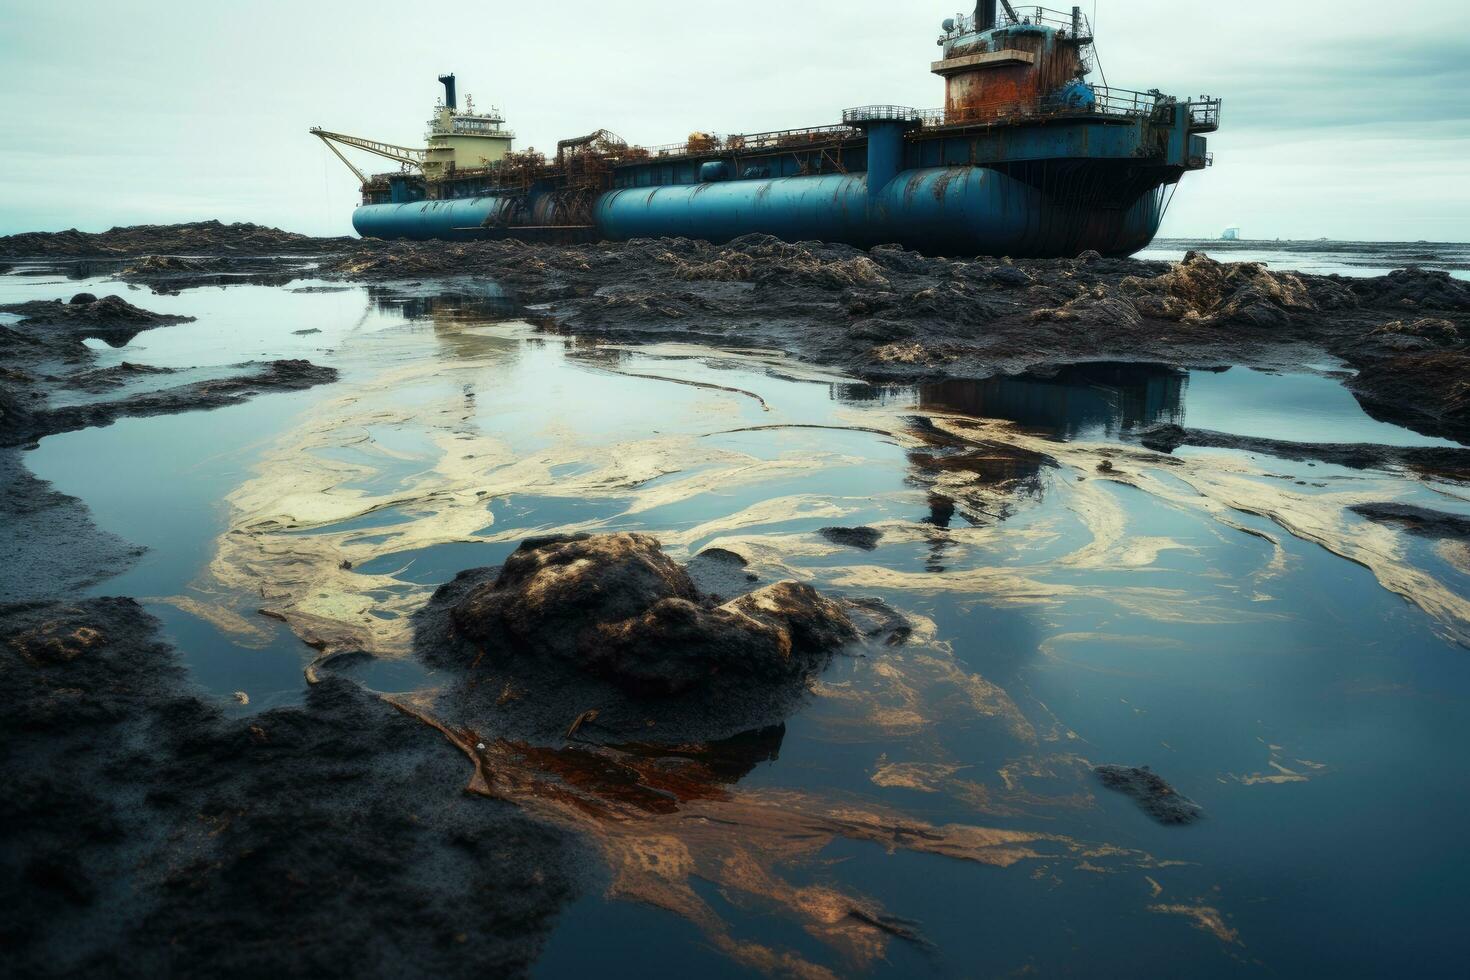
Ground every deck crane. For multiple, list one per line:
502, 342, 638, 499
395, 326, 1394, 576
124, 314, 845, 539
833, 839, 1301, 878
309, 128, 426, 184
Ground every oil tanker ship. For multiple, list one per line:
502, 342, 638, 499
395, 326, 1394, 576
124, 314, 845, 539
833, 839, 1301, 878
313, 2, 1219, 257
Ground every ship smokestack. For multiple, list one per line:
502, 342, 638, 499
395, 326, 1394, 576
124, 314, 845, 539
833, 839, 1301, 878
975, 1, 996, 31
438, 73, 457, 110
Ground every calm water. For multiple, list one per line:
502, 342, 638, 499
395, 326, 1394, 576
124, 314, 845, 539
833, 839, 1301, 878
1141, 238, 1470, 281
4, 256, 1469, 976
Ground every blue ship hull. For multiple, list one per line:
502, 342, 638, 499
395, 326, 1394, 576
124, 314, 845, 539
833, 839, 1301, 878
349, 92, 1213, 258
354, 165, 1166, 258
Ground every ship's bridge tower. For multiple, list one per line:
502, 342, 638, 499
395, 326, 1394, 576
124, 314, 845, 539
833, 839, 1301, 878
423, 73, 516, 178
933, 2, 1093, 122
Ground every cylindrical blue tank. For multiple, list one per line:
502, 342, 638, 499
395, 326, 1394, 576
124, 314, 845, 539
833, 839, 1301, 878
353, 197, 514, 241
354, 166, 1164, 257
593, 167, 1162, 257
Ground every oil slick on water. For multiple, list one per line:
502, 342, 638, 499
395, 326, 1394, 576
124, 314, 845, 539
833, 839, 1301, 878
6, 269, 1470, 977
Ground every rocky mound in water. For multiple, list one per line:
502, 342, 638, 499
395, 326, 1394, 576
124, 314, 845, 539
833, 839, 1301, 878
1, 293, 195, 347
0, 293, 339, 448
0, 220, 360, 258
1095, 764, 1204, 825
448, 532, 859, 694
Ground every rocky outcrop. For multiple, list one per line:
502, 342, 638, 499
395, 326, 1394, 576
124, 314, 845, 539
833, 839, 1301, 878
0, 294, 194, 347
819, 526, 884, 551
1095, 764, 1203, 825
0, 219, 359, 258
449, 533, 859, 694
1119, 250, 1356, 328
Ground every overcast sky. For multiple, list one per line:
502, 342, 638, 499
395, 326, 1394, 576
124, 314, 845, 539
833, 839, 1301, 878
1, 0, 1465, 241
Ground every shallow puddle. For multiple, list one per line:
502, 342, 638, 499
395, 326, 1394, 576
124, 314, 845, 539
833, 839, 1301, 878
7, 269, 1470, 976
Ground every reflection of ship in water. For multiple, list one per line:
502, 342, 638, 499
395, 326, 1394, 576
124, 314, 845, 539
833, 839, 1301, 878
367, 283, 523, 323
918, 362, 1186, 439
835, 365, 1189, 569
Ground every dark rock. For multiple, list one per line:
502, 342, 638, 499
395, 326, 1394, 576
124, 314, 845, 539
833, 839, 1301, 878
990, 265, 1033, 287
452, 533, 700, 661
57, 362, 177, 393
1370, 317, 1459, 345
849, 318, 914, 342
448, 533, 858, 694
67, 292, 96, 305
0, 220, 360, 259
7, 359, 339, 448
819, 526, 884, 551
1095, 764, 1203, 825
685, 547, 760, 600
1128, 423, 1470, 481
0, 293, 194, 347
592, 582, 858, 693
1348, 349, 1470, 443
1350, 502, 1470, 540
1350, 268, 1470, 312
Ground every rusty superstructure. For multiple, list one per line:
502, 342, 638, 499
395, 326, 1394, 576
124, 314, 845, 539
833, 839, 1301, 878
315, 2, 1219, 257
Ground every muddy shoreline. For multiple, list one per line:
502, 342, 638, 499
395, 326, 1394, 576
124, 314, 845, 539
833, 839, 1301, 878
3, 222, 1469, 975
7, 223, 1465, 442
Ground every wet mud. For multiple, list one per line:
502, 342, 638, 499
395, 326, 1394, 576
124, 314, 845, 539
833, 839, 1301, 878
317, 237, 1470, 444
0, 598, 579, 978
1350, 502, 1470, 541
0, 219, 358, 258
1132, 423, 1470, 483
0, 293, 338, 447
8, 225, 1466, 442
4, 223, 1469, 975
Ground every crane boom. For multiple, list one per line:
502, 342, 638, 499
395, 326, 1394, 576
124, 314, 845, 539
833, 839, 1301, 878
309, 128, 427, 182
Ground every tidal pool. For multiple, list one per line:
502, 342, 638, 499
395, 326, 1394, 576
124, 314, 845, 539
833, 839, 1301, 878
8, 270, 1470, 976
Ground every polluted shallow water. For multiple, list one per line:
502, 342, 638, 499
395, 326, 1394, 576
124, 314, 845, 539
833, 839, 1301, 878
9, 270, 1470, 977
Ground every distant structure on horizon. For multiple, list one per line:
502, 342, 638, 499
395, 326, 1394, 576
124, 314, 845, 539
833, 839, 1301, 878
1221, 226, 1241, 241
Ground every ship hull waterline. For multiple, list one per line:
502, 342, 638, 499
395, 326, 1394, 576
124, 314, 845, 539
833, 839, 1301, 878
352, 165, 1168, 258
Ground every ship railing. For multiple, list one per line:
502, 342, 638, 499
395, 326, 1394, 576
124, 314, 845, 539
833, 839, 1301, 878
1186, 97, 1222, 130
917, 85, 1166, 129
629, 123, 860, 160
841, 105, 924, 125
942, 6, 1093, 41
